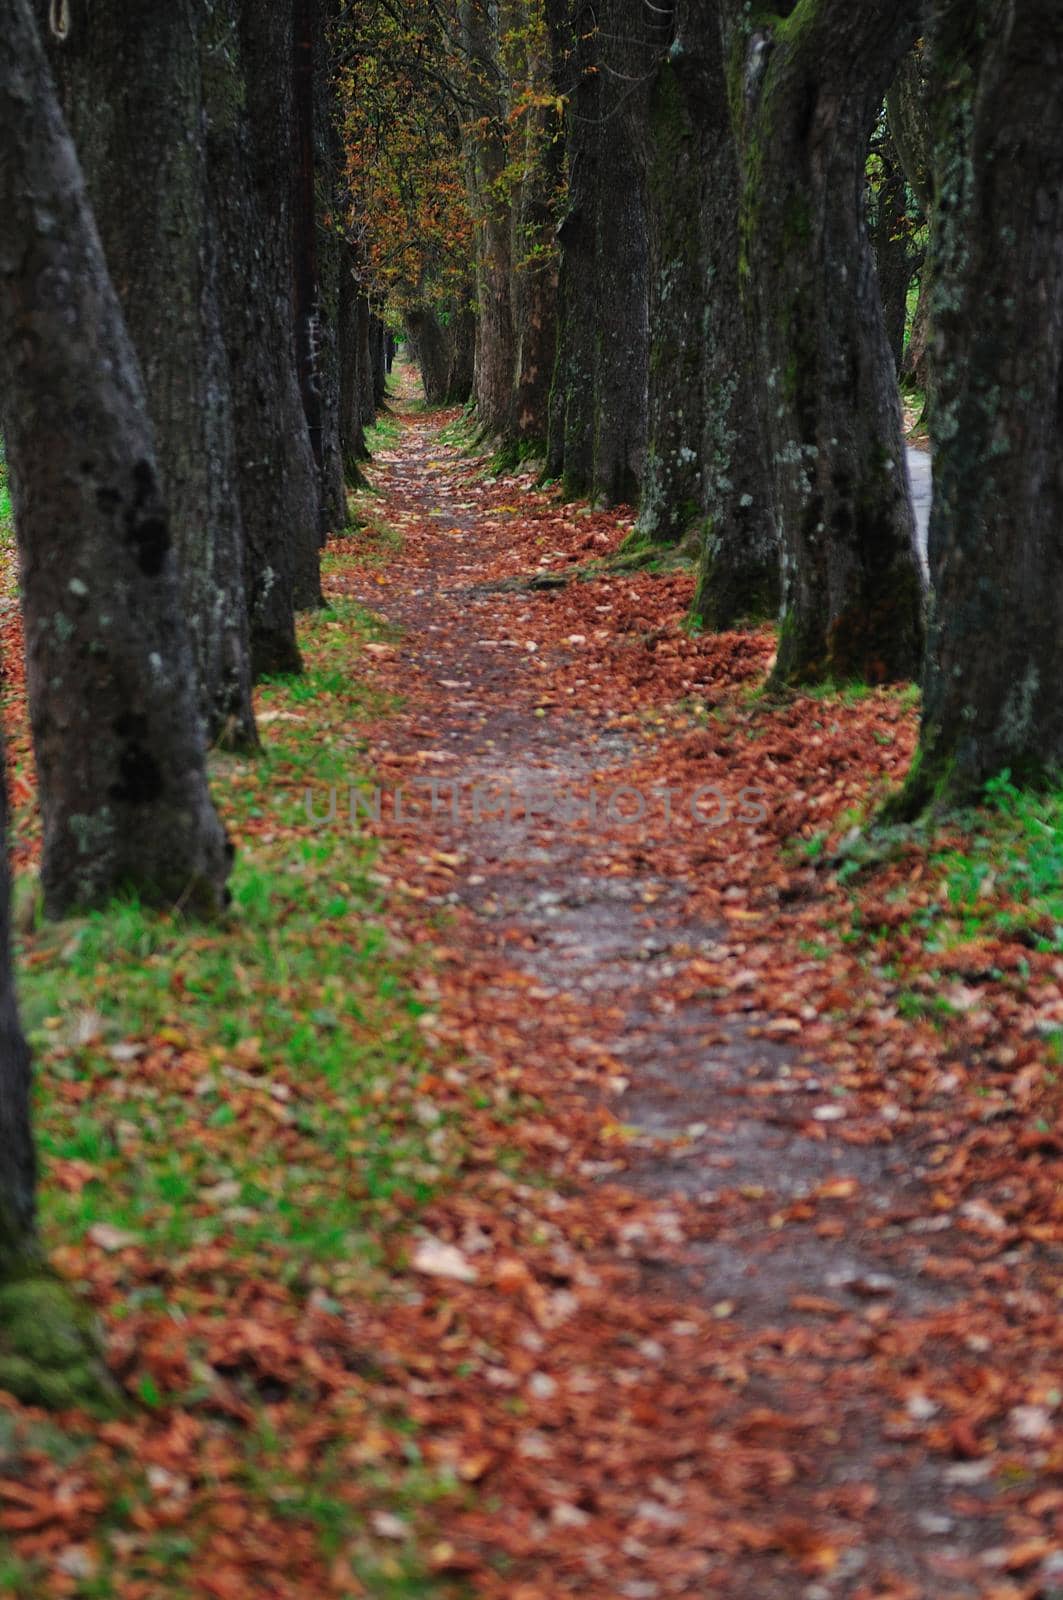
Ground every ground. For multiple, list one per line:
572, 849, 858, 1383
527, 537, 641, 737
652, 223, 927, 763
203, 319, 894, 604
0, 369, 1060, 1599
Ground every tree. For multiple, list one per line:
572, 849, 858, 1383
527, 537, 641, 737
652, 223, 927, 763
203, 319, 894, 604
546, 0, 649, 505
898, 0, 1063, 812
0, 0, 194, 1412
310, 0, 355, 536
723, 0, 923, 686
868, 117, 920, 377
340, 0, 475, 412
624, 0, 780, 625
503, 0, 563, 454
206, 0, 324, 669
1, 0, 231, 917
43, 0, 258, 747
887, 45, 934, 399
0, 718, 110, 1409
460, 0, 518, 440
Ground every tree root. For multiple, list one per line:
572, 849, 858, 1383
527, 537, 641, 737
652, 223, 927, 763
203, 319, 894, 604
0, 1273, 122, 1414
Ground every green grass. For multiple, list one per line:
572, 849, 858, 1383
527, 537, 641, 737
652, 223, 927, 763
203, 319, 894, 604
435, 412, 479, 454
330, 507, 405, 568
931, 772, 1063, 951
7, 598, 471, 1596
364, 412, 401, 453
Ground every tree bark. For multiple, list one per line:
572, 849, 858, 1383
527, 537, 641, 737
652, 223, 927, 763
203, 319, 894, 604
592, 98, 648, 507
546, 0, 648, 506
207, 0, 323, 669
870, 122, 916, 377
546, 1, 599, 496
507, 1, 561, 452
407, 306, 453, 404
724, 0, 923, 687
339, 256, 369, 484
888, 45, 934, 402
899, 0, 1063, 812
407, 302, 475, 405
312, 1, 351, 536
42, 0, 257, 747
633, 30, 706, 546
461, 0, 518, 440
0, 0, 231, 917
446, 302, 477, 403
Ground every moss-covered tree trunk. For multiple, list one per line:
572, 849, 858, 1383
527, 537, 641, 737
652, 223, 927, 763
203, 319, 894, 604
725, 0, 923, 687
0, 719, 112, 1410
1, 0, 231, 918
898, 0, 1063, 813
42, 0, 257, 748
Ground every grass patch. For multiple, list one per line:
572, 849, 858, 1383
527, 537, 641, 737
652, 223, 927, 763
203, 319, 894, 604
931, 773, 1063, 951
8, 598, 471, 1596
331, 504, 405, 568
435, 411, 480, 455
364, 412, 401, 453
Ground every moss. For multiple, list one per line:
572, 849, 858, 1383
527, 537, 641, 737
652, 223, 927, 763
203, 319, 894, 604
695, 530, 781, 631
490, 437, 545, 475
0, 1273, 120, 1414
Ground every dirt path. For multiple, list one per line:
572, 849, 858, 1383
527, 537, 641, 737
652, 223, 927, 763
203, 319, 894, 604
327, 373, 1062, 1599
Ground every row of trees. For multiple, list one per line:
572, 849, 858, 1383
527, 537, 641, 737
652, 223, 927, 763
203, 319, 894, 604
379, 0, 1063, 817
0, 0, 390, 1385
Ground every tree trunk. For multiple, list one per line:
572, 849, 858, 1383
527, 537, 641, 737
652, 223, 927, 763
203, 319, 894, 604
293, 0, 325, 509
672, 0, 781, 627
725, 0, 923, 687
0, 717, 113, 1411
507, 2, 561, 452
461, 0, 517, 439
339, 257, 368, 484
546, 7, 599, 498
870, 123, 915, 376
407, 307, 453, 404
43, 0, 257, 748
446, 303, 476, 403
899, 0, 1063, 812
546, 0, 648, 506
592, 103, 648, 507
207, 0, 322, 669
888, 45, 934, 404
903, 268, 933, 398
1, 0, 231, 917
370, 315, 388, 407
631, 0, 778, 630
312, 3, 351, 537
634, 37, 707, 546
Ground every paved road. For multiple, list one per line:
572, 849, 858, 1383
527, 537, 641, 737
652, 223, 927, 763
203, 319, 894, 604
906, 444, 932, 576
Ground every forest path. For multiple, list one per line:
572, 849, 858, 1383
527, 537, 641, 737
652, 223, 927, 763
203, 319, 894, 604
327, 370, 1055, 1599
